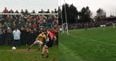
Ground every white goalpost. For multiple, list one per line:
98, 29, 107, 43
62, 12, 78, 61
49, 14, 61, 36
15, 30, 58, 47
59, 0, 69, 35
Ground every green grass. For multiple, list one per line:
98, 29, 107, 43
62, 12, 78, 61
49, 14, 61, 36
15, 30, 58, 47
1, 26, 116, 61
59, 27, 116, 61
0, 46, 58, 61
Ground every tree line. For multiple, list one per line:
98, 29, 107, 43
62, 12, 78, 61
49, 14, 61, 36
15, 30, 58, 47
58, 3, 106, 25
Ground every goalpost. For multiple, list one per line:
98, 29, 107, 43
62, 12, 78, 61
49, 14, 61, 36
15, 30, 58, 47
112, 22, 116, 28
59, 0, 69, 35
64, 0, 69, 35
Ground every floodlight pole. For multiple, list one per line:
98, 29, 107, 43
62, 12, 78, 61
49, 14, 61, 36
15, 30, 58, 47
64, 0, 69, 34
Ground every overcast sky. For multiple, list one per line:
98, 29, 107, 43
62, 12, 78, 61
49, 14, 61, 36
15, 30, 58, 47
0, 0, 116, 16
58, 0, 116, 16
0, 0, 58, 12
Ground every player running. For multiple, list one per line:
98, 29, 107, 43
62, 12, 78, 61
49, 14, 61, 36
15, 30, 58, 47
28, 31, 46, 51
41, 34, 50, 58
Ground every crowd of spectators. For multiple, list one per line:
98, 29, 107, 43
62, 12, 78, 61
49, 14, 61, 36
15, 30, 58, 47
0, 8, 58, 46
67, 19, 116, 29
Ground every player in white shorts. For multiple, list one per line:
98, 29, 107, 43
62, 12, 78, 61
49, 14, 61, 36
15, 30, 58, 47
28, 32, 46, 51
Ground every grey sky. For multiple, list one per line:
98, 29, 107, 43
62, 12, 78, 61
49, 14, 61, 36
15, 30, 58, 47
0, 0, 58, 12
58, 0, 116, 16
1, 0, 116, 16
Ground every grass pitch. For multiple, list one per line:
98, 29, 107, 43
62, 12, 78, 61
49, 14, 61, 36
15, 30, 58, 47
1, 26, 116, 61
0, 46, 58, 61
59, 27, 116, 61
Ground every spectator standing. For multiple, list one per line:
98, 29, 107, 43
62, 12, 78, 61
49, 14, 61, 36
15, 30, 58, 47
12, 28, 21, 46
20, 27, 27, 45
5, 28, 13, 45
0, 28, 3, 45
25, 28, 30, 45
